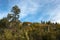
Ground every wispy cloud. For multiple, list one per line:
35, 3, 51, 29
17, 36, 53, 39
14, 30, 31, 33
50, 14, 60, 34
0, 0, 60, 23
0, 12, 8, 19
36, 0, 60, 23
49, 5, 60, 23
9, 0, 40, 19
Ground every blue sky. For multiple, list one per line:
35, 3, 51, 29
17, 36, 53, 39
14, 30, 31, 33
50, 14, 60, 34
0, 0, 60, 23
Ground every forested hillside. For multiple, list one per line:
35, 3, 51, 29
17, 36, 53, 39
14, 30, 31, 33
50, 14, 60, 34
0, 5, 60, 40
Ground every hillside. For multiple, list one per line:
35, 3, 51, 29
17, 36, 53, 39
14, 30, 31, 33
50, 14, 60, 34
0, 5, 60, 40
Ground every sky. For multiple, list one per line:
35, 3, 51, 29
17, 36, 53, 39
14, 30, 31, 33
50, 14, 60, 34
0, 0, 60, 23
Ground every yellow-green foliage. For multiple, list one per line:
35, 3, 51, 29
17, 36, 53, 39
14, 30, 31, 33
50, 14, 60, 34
4, 29, 13, 40
0, 5, 60, 40
0, 20, 60, 40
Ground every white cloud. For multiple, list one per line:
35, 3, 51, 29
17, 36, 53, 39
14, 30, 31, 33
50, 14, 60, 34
0, 0, 60, 23
18, 0, 60, 23
0, 12, 8, 19
49, 5, 60, 23
17, 0, 41, 19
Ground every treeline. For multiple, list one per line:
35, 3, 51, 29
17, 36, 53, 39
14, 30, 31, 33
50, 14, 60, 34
0, 5, 60, 40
